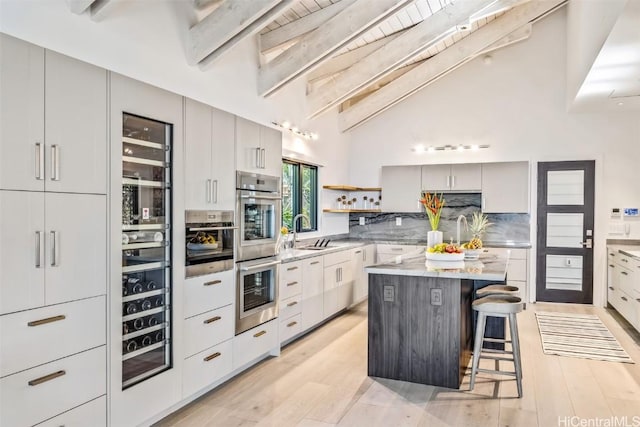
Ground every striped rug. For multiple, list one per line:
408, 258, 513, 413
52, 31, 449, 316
535, 311, 634, 364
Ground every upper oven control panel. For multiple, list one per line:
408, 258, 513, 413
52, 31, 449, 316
185, 210, 234, 224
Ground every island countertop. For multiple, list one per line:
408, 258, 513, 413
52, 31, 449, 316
365, 252, 509, 281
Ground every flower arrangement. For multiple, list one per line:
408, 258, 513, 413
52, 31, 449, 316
280, 226, 289, 235
420, 192, 445, 231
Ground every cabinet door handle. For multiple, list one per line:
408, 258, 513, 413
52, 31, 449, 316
609, 264, 615, 268
35, 142, 44, 180
338, 267, 342, 282
204, 280, 222, 286
287, 266, 298, 271
608, 286, 614, 290
213, 179, 218, 203
287, 301, 298, 307
255, 148, 260, 168
206, 179, 212, 203
621, 296, 628, 302
621, 271, 628, 276
287, 281, 298, 287
28, 370, 66, 386
336, 268, 339, 282
355, 250, 362, 254
391, 248, 403, 252
610, 253, 615, 257
50, 231, 58, 267
203, 352, 221, 362
287, 321, 297, 328
446, 175, 450, 188
310, 261, 320, 265
261, 149, 266, 169
253, 330, 267, 338
35, 231, 42, 268
203, 315, 221, 324
51, 144, 60, 181
451, 175, 455, 188
28, 315, 66, 327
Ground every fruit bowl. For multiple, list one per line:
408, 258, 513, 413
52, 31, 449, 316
425, 252, 465, 261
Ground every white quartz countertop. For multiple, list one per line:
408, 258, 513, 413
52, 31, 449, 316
364, 252, 509, 281
277, 241, 367, 263
608, 244, 640, 260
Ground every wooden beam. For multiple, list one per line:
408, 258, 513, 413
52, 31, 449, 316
257, 0, 414, 97
474, 23, 532, 57
67, 0, 95, 14
307, 0, 495, 118
198, 0, 297, 68
338, 0, 567, 132
470, 0, 532, 22
190, 0, 282, 65
260, 0, 356, 55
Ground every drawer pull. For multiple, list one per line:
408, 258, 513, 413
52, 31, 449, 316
609, 286, 614, 290
203, 315, 221, 324
287, 266, 299, 271
609, 264, 615, 268
391, 248, 403, 251
310, 261, 320, 265
253, 330, 267, 338
287, 321, 298, 328
622, 259, 628, 263
204, 280, 222, 286
28, 315, 66, 327
621, 271, 628, 276
287, 281, 298, 287
610, 253, 615, 256
355, 250, 362, 254
28, 370, 66, 386
287, 301, 298, 307
203, 352, 221, 362
621, 296, 628, 302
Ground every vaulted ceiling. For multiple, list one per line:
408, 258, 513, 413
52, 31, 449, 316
69, 0, 570, 131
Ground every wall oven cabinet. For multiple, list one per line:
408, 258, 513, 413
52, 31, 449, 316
120, 113, 172, 389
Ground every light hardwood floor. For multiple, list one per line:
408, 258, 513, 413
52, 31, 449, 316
156, 302, 640, 427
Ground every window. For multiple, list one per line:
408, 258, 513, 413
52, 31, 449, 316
282, 160, 318, 232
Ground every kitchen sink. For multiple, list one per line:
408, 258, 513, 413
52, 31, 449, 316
297, 245, 337, 251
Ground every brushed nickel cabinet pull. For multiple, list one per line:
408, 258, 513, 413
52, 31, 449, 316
206, 179, 212, 203
203, 352, 221, 362
35, 142, 44, 180
35, 231, 42, 268
287, 266, 298, 271
28, 370, 66, 386
287, 321, 297, 328
203, 315, 221, 324
255, 148, 260, 169
51, 144, 60, 181
310, 261, 320, 265
204, 280, 222, 286
28, 315, 66, 327
287, 281, 298, 287
253, 330, 266, 338
50, 230, 58, 267
287, 301, 298, 307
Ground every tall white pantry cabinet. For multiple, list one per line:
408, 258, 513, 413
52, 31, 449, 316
0, 33, 107, 427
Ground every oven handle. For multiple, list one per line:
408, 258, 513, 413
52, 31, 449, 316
187, 226, 238, 232
240, 260, 280, 272
240, 194, 281, 200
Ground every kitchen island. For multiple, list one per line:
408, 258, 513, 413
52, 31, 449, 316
364, 252, 509, 389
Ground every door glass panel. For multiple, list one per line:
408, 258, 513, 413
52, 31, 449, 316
547, 170, 584, 205
243, 201, 275, 241
242, 270, 274, 314
546, 213, 583, 248
545, 255, 583, 291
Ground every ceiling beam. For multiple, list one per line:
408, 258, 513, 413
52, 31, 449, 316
260, 0, 356, 55
257, 0, 414, 98
338, 0, 567, 132
307, 0, 495, 118
474, 23, 532, 57
67, 0, 96, 14
190, 0, 288, 65
470, 0, 532, 22
194, 0, 224, 9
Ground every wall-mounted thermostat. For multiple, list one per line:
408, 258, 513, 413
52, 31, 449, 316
624, 208, 639, 217
611, 208, 621, 219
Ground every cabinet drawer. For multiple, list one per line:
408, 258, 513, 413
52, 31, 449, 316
324, 250, 351, 267
614, 252, 633, 269
280, 313, 302, 343
184, 270, 234, 318
280, 261, 302, 284
279, 294, 302, 320
617, 266, 635, 297
232, 319, 277, 369
0, 296, 105, 377
607, 284, 617, 308
615, 290, 637, 327
35, 395, 106, 427
183, 339, 233, 398
508, 248, 528, 260
634, 297, 640, 332
0, 346, 105, 427
184, 304, 234, 359
280, 273, 302, 301
507, 259, 527, 282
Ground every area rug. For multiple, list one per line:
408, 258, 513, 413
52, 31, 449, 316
535, 311, 634, 364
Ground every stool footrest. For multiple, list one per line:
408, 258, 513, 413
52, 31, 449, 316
480, 355, 515, 362
481, 348, 513, 355
483, 338, 512, 344
477, 368, 517, 377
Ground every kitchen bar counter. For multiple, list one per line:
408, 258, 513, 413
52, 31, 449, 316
366, 252, 509, 389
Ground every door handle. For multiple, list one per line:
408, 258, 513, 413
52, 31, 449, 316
206, 179, 212, 203
51, 144, 60, 181
451, 175, 455, 188
50, 231, 58, 267
35, 142, 44, 180
579, 238, 592, 249
446, 175, 450, 188
261, 149, 266, 169
35, 231, 42, 268
255, 148, 260, 168
213, 179, 218, 203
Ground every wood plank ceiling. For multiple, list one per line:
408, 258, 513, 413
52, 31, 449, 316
69, 0, 567, 132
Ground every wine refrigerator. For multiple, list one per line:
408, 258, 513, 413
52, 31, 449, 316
121, 113, 172, 389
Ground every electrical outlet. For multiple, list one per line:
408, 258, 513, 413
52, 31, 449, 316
383, 285, 395, 302
431, 288, 442, 306
396, 217, 402, 226
359, 217, 365, 225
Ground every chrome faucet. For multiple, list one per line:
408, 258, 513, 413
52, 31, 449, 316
292, 214, 310, 248
456, 215, 468, 246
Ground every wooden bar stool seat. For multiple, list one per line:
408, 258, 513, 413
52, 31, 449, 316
470, 295, 524, 397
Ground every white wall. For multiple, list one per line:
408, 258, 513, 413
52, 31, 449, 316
0, 0, 351, 236
347, 8, 640, 306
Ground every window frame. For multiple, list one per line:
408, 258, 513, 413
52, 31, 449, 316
282, 159, 318, 233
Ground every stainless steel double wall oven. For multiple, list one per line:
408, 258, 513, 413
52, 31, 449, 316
185, 210, 235, 278
235, 171, 281, 335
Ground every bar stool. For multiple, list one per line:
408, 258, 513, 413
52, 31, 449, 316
476, 284, 520, 298
470, 295, 524, 397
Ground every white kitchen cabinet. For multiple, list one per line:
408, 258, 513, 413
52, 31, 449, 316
184, 269, 235, 319
481, 161, 529, 213
0, 35, 107, 194
184, 98, 235, 210
421, 163, 481, 192
232, 319, 278, 369
323, 250, 353, 317
183, 339, 233, 399
280, 260, 303, 301
0, 191, 106, 315
0, 34, 45, 192
235, 117, 282, 177
35, 396, 106, 427
352, 244, 375, 304
381, 165, 422, 213
301, 256, 324, 330
183, 304, 234, 359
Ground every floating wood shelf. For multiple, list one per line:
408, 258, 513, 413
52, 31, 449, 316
323, 209, 381, 213
323, 185, 381, 191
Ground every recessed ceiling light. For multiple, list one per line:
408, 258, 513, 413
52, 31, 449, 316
617, 101, 624, 106
457, 145, 464, 152
281, 120, 291, 128
471, 145, 479, 151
